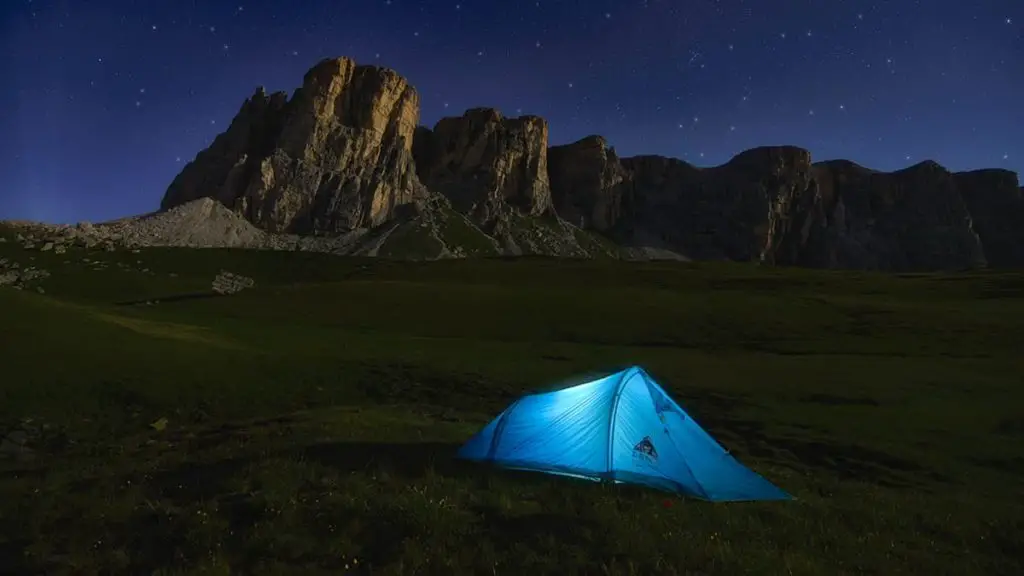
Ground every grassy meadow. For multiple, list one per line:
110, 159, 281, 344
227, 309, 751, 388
0, 227, 1022, 574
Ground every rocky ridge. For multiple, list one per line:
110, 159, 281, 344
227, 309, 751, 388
6, 56, 1023, 271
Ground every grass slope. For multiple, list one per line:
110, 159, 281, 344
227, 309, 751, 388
1, 234, 1023, 574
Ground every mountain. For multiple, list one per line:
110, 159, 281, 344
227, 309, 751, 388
151, 56, 1022, 270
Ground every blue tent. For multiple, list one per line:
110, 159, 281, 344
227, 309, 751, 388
457, 366, 791, 502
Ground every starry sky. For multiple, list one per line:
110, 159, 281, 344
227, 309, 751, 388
2, 0, 1022, 224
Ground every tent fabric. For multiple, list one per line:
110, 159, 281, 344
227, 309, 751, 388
457, 366, 791, 502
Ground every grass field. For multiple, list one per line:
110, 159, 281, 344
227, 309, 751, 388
1, 230, 1023, 575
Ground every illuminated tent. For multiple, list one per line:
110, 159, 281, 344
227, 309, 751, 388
457, 366, 790, 502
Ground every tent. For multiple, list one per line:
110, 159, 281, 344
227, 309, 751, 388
457, 366, 791, 502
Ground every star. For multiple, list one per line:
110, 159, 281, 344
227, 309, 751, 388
535, 41, 541, 48
839, 104, 845, 110
1004, 154, 1010, 160
605, 13, 611, 19
809, 109, 815, 115
134, 100, 141, 107
806, 30, 812, 37
728, 44, 734, 51
568, 82, 574, 88
729, 125, 736, 131
209, 26, 216, 32
1006, 18, 1012, 25
780, 32, 787, 39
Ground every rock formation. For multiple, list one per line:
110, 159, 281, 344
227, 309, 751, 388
413, 108, 552, 224
212, 271, 256, 295
547, 135, 627, 232
162, 57, 426, 234
769, 160, 989, 270
412, 108, 606, 256
150, 55, 1024, 271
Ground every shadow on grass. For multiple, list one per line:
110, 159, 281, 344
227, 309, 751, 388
113, 291, 224, 306
299, 441, 464, 477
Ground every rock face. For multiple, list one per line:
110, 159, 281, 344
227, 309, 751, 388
547, 135, 627, 232
149, 55, 1024, 270
952, 170, 1024, 268
612, 146, 817, 262
768, 160, 990, 270
413, 108, 553, 225
162, 57, 425, 234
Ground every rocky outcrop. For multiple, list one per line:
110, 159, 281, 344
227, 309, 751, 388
161, 57, 426, 234
0, 258, 50, 290
413, 108, 553, 225
412, 109, 611, 257
212, 271, 256, 295
767, 160, 989, 271
952, 170, 1024, 268
547, 135, 627, 232
545, 141, 1023, 270
594, 146, 816, 262
144, 55, 1023, 270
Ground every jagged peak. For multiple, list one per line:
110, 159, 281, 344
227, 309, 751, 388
551, 135, 609, 151
898, 159, 949, 174
813, 159, 876, 173
955, 167, 1019, 179
726, 145, 812, 167
435, 107, 547, 130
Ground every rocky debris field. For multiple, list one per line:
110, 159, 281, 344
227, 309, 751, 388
0, 198, 368, 255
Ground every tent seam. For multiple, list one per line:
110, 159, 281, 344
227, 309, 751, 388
486, 398, 522, 461
638, 369, 712, 499
605, 367, 634, 481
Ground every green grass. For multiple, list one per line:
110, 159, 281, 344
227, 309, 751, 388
1, 235, 1023, 574
435, 205, 499, 257
376, 222, 445, 260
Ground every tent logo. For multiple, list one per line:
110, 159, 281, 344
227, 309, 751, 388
632, 436, 658, 463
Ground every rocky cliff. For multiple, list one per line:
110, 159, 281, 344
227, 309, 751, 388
162, 57, 426, 234
158, 56, 1024, 270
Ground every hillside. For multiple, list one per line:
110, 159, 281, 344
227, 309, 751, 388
1, 228, 1023, 573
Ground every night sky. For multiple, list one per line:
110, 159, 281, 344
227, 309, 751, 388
2, 1, 1021, 224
